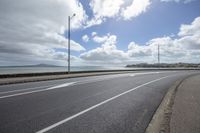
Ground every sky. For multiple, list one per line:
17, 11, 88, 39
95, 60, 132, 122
0, 0, 200, 66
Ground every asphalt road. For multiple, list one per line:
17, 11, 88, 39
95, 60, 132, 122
0, 71, 198, 133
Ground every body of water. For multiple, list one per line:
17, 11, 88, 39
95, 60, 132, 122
0, 66, 134, 75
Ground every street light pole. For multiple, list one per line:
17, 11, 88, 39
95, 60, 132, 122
68, 16, 71, 74
67, 14, 75, 74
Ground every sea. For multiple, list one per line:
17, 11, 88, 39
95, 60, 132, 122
0, 66, 135, 75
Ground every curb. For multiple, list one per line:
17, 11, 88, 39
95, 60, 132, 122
145, 78, 185, 133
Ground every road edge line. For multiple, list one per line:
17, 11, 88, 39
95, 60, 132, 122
0, 82, 75, 99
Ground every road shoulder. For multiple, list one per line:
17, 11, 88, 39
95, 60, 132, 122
145, 78, 183, 133
170, 75, 200, 133
145, 74, 200, 133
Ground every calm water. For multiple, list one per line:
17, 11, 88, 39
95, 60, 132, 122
0, 66, 133, 75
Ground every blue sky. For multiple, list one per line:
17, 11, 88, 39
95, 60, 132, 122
72, 0, 200, 50
0, 0, 200, 66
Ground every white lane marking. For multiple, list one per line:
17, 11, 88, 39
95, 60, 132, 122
0, 75, 119, 95
0, 85, 55, 95
36, 75, 170, 133
0, 82, 75, 99
129, 72, 156, 77
129, 71, 167, 77
76, 71, 172, 84
0, 71, 174, 99
0, 74, 126, 96
75, 75, 127, 85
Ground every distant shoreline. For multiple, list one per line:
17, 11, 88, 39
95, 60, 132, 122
126, 63, 200, 68
0, 66, 128, 75
0, 64, 200, 75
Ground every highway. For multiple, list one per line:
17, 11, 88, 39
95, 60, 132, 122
0, 71, 198, 133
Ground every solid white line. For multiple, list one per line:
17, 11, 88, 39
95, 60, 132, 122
0, 74, 127, 97
75, 75, 127, 85
36, 75, 170, 133
76, 71, 171, 84
0, 85, 55, 95
0, 71, 174, 99
0, 75, 123, 96
0, 82, 75, 99
129, 71, 165, 77
0, 75, 123, 98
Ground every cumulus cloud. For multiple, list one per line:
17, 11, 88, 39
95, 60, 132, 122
93, 33, 111, 43
86, 0, 196, 27
85, 0, 124, 27
80, 33, 129, 63
175, 17, 200, 50
81, 17, 200, 64
128, 42, 152, 57
82, 35, 89, 42
161, 0, 195, 4
85, 17, 104, 28
178, 17, 200, 37
92, 32, 97, 37
86, 0, 151, 27
1, 0, 199, 66
0, 0, 86, 66
90, 0, 124, 18
126, 16, 200, 63
81, 33, 176, 64
121, 0, 151, 20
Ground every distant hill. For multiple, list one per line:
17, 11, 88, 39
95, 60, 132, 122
126, 63, 200, 68
0, 64, 62, 67
33, 64, 60, 67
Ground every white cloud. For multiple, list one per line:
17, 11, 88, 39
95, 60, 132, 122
175, 34, 200, 49
176, 17, 200, 50
44, 32, 85, 51
85, 0, 124, 27
84, 17, 104, 28
81, 33, 129, 63
86, 0, 196, 27
81, 17, 200, 64
0, 0, 86, 66
86, 0, 151, 27
92, 32, 97, 37
126, 36, 188, 63
90, 0, 124, 18
82, 34, 89, 42
128, 42, 152, 57
178, 17, 200, 37
1, 0, 199, 66
126, 17, 200, 63
161, 0, 195, 4
92, 33, 119, 45
93, 34, 110, 43
121, 0, 151, 20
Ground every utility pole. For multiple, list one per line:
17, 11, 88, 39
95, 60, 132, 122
158, 44, 160, 64
68, 16, 70, 74
68, 14, 76, 74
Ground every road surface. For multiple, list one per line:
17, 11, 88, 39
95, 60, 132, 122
0, 71, 198, 133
